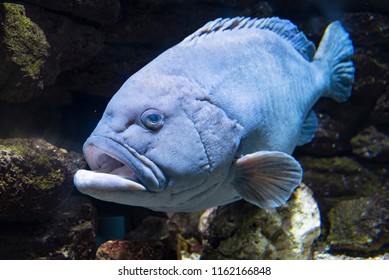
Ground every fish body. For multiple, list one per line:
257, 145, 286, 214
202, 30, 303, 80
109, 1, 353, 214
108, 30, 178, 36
74, 17, 354, 212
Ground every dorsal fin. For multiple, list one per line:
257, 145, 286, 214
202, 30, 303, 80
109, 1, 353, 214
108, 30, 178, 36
182, 17, 316, 61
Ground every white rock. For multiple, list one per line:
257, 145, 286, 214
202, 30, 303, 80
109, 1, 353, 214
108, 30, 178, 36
200, 183, 321, 259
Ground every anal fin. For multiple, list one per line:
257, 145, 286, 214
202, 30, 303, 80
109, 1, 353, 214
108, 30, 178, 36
297, 110, 318, 146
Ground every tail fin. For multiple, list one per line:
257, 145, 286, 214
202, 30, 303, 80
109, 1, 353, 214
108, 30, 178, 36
314, 21, 355, 102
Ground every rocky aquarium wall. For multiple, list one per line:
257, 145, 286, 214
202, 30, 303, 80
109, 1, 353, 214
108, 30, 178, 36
0, 0, 388, 260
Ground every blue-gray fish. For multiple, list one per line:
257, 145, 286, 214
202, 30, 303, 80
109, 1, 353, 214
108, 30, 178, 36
74, 17, 354, 212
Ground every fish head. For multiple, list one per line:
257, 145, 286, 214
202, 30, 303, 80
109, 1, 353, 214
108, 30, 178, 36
75, 71, 243, 211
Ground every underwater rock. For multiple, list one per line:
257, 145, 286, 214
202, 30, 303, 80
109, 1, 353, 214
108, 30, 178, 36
0, 3, 104, 103
95, 240, 168, 260
126, 215, 180, 257
176, 236, 203, 260
58, 45, 158, 99
168, 211, 204, 241
351, 51, 387, 109
0, 138, 84, 221
342, 13, 389, 48
125, 212, 204, 260
22, 0, 121, 25
126, 216, 172, 248
371, 89, 389, 124
200, 184, 321, 260
22, 3, 104, 83
61, 0, 273, 99
313, 241, 389, 260
168, 212, 205, 260
298, 156, 385, 199
0, 3, 50, 103
124, 215, 182, 259
0, 196, 96, 260
326, 192, 389, 253
297, 154, 387, 236
351, 126, 389, 163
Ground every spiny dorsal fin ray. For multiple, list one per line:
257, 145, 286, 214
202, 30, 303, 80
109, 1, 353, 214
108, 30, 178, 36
182, 17, 316, 61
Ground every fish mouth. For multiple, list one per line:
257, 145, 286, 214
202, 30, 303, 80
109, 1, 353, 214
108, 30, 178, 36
77, 135, 166, 192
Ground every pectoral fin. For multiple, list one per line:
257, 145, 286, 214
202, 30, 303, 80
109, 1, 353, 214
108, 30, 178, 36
232, 151, 302, 208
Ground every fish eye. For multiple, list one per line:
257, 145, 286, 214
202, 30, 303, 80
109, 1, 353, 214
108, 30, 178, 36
140, 109, 164, 130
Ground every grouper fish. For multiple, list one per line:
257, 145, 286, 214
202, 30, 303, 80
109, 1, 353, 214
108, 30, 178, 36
74, 17, 354, 212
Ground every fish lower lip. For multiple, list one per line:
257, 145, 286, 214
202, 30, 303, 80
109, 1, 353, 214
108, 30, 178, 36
74, 169, 147, 192
81, 135, 166, 192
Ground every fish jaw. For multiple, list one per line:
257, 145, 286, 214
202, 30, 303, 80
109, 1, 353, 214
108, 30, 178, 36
74, 135, 167, 194
74, 169, 147, 192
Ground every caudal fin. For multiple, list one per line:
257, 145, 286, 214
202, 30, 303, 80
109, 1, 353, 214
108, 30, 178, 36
314, 21, 355, 102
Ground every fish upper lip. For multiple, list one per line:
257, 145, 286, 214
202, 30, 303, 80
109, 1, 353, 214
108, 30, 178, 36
83, 135, 166, 192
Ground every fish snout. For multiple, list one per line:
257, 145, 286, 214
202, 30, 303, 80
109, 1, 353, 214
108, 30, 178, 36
81, 135, 167, 193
